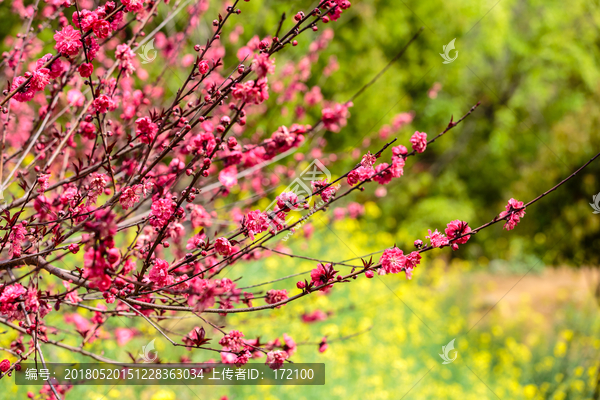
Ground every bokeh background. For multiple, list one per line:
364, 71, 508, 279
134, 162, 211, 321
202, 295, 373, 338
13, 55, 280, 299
2, 0, 600, 398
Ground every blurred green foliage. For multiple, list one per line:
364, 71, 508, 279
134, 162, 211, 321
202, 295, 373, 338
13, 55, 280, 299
228, 0, 600, 267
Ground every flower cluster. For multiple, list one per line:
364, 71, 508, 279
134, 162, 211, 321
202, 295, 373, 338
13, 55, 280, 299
310, 263, 338, 291
378, 247, 421, 279
219, 330, 245, 352
322, 102, 352, 132
53, 25, 82, 56
445, 220, 472, 250
499, 198, 526, 230
265, 289, 289, 308
232, 78, 270, 104
243, 210, 270, 240
410, 131, 427, 153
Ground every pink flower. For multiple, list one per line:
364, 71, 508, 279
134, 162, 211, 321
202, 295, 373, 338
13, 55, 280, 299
333, 207, 346, 220
109, 10, 124, 31
37, 54, 64, 79
83, 248, 112, 291
80, 122, 97, 139
283, 333, 296, 357
233, 349, 252, 366
119, 186, 141, 210
10, 76, 34, 102
115, 44, 136, 77
361, 152, 377, 168
135, 116, 158, 144
232, 78, 269, 104
356, 166, 375, 181
392, 112, 413, 130
64, 313, 91, 332
252, 53, 276, 77
0, 359, 10, 373
348, 165, 375, 186
445, 220, 472, 246
276, 192, 299, 211
347, 202, 364, 218
107, 248, 121, 266
0, 284, 27, 303
426, 229, 449, 248
215, 237, 233, 256
318, 337, 328, 353
78, 62, 93, 78
390, 157, 405, 178
301, 310, 328, 323
404, 251, 422, 280
266, 350, 288, 370
54, 25, 82, 56
310, 263, 337, 291
347, 170, 360, 186
379, 247, 406, 275
72, 10, 97, 31
197, 60, 210, 74
373, 163, 393, 185
428, 82, 442, 98
30, 69, 50, 91
115, 328, 135, 346
305, 86, 323, 106
149, 258, 171, 286
8, 224, 28, 258
92, 94, 112, 114
499, 198, 526, 230
122, 0, 146, 13
149, 198, 176, 228
189, 204, 212, 228
84, 36, 100, 60
37, 173, 50, 193
219, 166, 238, 189
265, 289, 288, 308
123, 259, 136, 275
321, 102, 352, 132
392, 145, 408, 157
329, 0, 351, 21
219, 330, 245, 352
87, 173, 107, 204
311, 179, 337, 203
243, 210, 270, 240
186, 234, 206, 250
67, 89, 85, 106
0, 284, 29, 321
410, 131, 427, 153
92, 20, 111, 39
